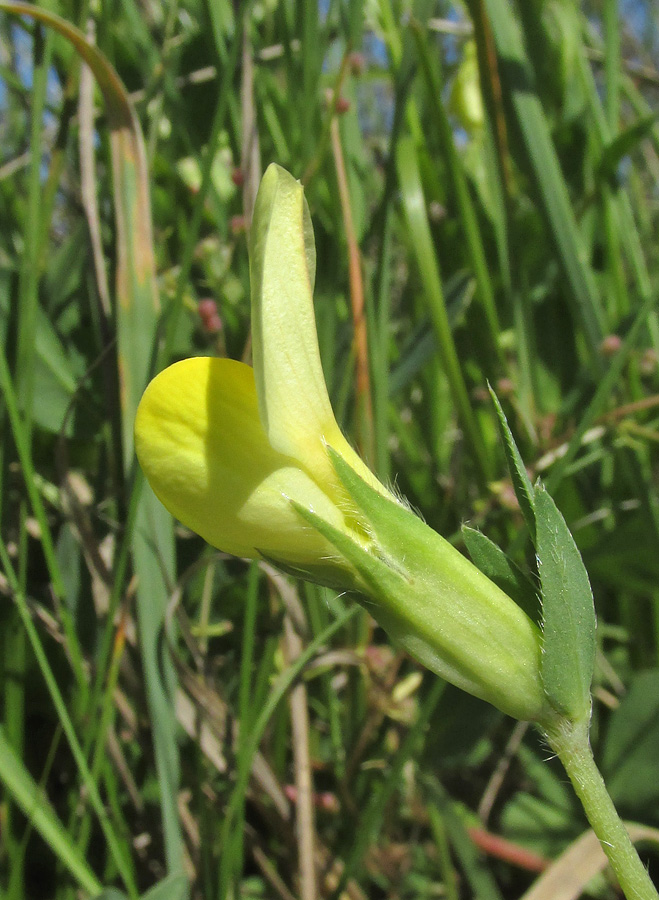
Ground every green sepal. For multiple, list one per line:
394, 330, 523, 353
289, 501, 406, 599
292, 494, 516, 710
258, 551, 358, 593
535, 482, 597, 722
327, 445, 468, 578
489, 385, 536, 541
293, 448, 548, 723
462, 525, 541, 625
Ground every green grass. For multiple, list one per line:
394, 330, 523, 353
0, 1, 658, 898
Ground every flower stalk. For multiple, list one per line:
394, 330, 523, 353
544, 717, 658, 900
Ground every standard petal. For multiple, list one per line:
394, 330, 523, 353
134, 356, 348, 564
249, 163, 388, 497
249, 164, 338, 463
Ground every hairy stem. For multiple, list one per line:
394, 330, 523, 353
544, 717, 657, 900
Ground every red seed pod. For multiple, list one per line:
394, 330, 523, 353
335, 96, 351, 114
231, 167, 244, 187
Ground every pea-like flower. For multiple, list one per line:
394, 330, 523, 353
135, 164, 548, 723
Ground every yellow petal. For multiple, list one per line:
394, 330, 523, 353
250, 164, 338, 460
249, 163, 388, 497
134, 356, 348, 564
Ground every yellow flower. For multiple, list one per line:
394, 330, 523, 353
135, 355, 352, 566
136, 164, 385, 574
136, 164, 549, 723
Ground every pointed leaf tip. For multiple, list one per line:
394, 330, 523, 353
489, 384, 536, 542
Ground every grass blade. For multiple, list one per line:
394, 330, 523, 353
396, 135, 491, 486
0, 540, 138, 896
411, 19, 505, 373
479, 0, 606, 367
0, 2, 186, 876
0, 727, 103, 897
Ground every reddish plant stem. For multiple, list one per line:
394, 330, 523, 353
330, 115, 375, 465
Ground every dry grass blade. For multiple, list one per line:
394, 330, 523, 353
284, 613, 318, 900
78, 18, 111, 320
0, 6, 158, 455
521, 825, 659, 900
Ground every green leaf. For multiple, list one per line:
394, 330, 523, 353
426, 781, 505, 900
396, 134, 491, 486
601, 669, 659, 818
0, 272, 78, 434
141, 874, 189, 900
0, 727, 103, 897
43, 221, 86, 307
94, 892, 128, 900
500, 742, 579, 856
481, 0, 605, 366
462, 525, 540, 624
0, 2, 185, 873
598, 113, 659, 184
489, 385, 536, 541
534, 483, 596, 721
411, 20, 504, 368
334, 679, 446, 897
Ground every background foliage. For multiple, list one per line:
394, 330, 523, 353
1, 0, 659, 898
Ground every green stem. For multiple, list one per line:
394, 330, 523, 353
544, 717, 658, 900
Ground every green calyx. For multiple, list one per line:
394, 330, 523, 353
293, 447, 550, 723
